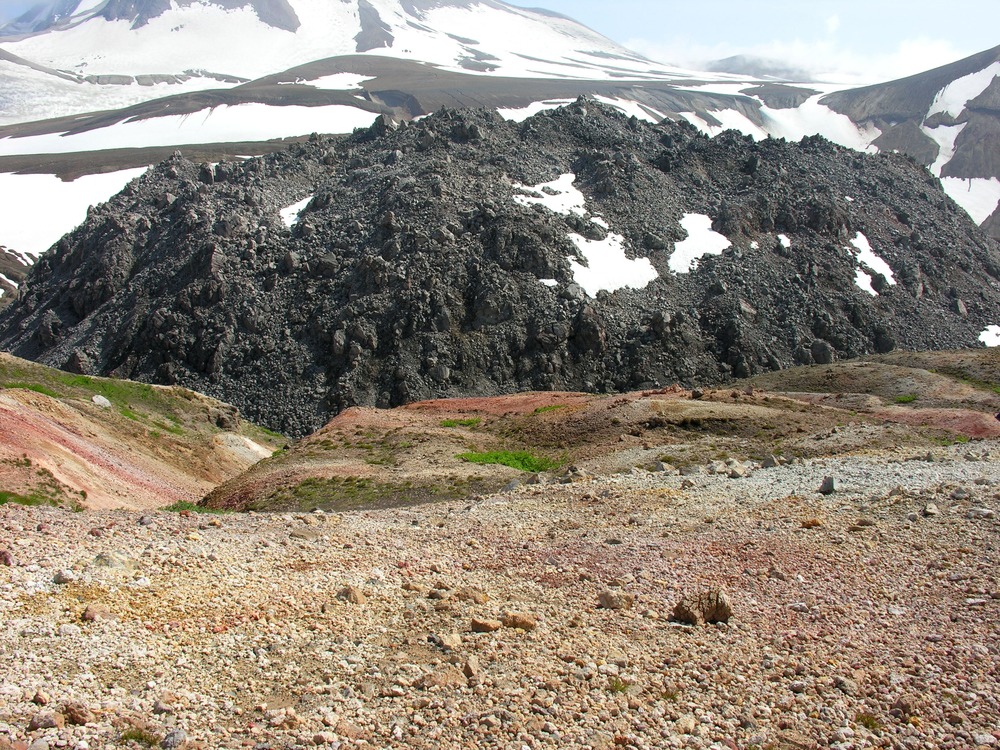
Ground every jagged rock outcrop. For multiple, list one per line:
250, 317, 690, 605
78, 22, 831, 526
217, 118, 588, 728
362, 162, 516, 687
2, 100, 1000, 435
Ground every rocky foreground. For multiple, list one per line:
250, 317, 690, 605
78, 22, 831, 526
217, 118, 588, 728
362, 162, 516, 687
2, 440, 998, 750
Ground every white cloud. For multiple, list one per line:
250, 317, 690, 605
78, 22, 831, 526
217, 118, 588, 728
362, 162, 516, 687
628, 35, 972, 86
825, 14, 840, 35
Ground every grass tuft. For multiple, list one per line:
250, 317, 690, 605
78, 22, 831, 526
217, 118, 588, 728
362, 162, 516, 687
894, 394, 918, 404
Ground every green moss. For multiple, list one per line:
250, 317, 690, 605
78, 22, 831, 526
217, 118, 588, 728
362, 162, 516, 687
440, 417, 482, 428
457, 450, 560, 473
855, 712, 882, 731
894, 394, 918, 404
2, 382, 61, 398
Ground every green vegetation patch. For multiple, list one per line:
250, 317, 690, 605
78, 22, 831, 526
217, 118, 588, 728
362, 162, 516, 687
2, 382, 61, 398
893, 394, 918, 404
457, 450, 560, 473
440, 417, 482, 428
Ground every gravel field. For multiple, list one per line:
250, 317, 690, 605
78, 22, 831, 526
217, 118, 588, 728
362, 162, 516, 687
2, 441, 999, 750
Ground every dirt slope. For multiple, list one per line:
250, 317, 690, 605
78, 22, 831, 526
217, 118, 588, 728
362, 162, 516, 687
0, 354, 281, 510
206, 349, 1000, 512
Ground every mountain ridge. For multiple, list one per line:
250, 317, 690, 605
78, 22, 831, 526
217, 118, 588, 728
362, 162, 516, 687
2, 100, 998, 436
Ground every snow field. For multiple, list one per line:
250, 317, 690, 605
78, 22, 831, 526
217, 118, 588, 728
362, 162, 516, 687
0, 168, 149, 258
0, 103, 381, 155
849, 231, 895, 297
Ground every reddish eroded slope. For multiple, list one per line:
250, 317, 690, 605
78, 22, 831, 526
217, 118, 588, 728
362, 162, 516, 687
0, 354, 280, 510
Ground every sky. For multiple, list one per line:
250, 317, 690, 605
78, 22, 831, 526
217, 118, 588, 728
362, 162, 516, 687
506, 0, 1000, 84
0, 0, 997, 84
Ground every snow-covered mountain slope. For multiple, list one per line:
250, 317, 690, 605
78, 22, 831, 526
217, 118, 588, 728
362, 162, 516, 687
1, 0, 681, 85
0, 1, 998, 260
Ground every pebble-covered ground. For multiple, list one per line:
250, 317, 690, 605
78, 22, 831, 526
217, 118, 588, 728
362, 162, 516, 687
1, 441, 998, 750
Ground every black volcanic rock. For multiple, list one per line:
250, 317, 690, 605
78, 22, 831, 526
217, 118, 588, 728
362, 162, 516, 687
2, 100, 999, 436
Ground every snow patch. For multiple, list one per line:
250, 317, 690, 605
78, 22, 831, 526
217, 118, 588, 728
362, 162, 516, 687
304, 73, 374, 90
778, 234, 792, 249
0, 168, 148, 259
979, 326, 1000, 347
497, 99, 574, 122
511, 173, 657, 296
855, 269, 877, 297
940, 177, 1000, 225
922, 122, 967, 177
760, 96, 879, 152
669, 214, 732, 274
280, 195, 314, 228
849, 232, 896, 295
592, 95, 665, 124
845, 196, 854, 203
539, 278, 558, 288
566, 232, 658, 296
929, 62, 1000, 118
512, 173, 586, 217
0, 272, 16, 289
750, 241, 760, 250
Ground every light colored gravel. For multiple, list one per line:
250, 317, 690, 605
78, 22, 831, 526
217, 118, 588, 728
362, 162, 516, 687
1, 440, 998, 750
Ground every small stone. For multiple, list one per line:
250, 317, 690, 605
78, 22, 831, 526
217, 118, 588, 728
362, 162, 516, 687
439, 633, 462, 651
597, 589, 635, 610
313, 732, 337, 746
973, 734, 997, 746
337, 586, 366, 605
31, 691, 49, 706
27, 711, 64, 731
768, 566, 789, 581
289, 526, 321, 541
762, 455, 781, 469
138, 515, 154, 526
160, 728, 187, 749
968, 507, 995, 519
675, 714, 698, 734
922, 503, 940, 517
728, 462, 750, 479
53, 570, 77, 584
0, 549, 14, 566
418, 667, 467, 689
58, 624, 81, 637
950, 487, 972, 501
62, 702, 95, 726
470, 618, 503, 633
818, 476, 838, 495
91, 395, 112, 408
81, 604, 114, 622
463, 656, 481, 678
789, 680, 807, 693
834, 676, 858, 695
454, 587, 489, 604
672, 589, 733, 625
502, 612, 537, 631
27, 740, 49, 750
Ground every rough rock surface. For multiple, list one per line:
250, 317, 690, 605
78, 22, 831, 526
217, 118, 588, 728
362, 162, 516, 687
3, 100, 1000, 435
